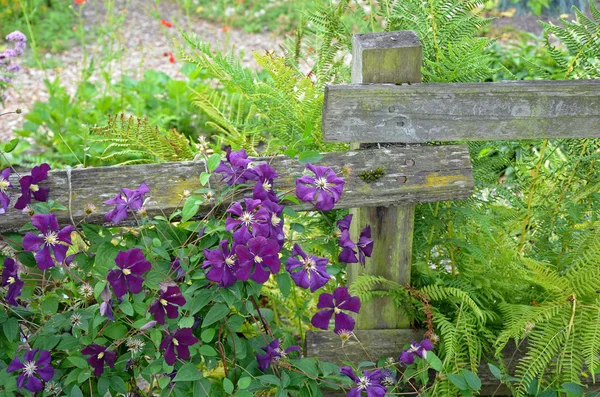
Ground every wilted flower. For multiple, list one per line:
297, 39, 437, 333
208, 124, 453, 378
148, 285, 186, 325
339, 366, 386, 397
203, 240, 238, 287
44, 381, 61, 395
235, 236, 281, 284
1, 257, 23, 305
22, 214, 73, 270
399, 339, 434, 365
82, 344, 116, 376
84, 203, 96, 215
99, 285, 114, 321
160, 328, 198, 366
285, 244, 330, 292
7, 349, 54, 393
0, 168, 12, 214
14, 163, 50, 210
169, 257, 186, 281
256, 339, 301, 371
79, 283, 94, 298
107, 248, 151, 299
126, 338, 145, 355
214, 148, 257, 185
296, 163, 344, 211
311, 286, 361, 334
104, 183, 150, 224
70, 313, 82, 328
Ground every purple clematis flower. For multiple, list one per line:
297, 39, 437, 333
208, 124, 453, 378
235, 236, 281, 284
104, 183, 150, 224
399, 339, 434, 365
311, 286, 361, 335
262, 199, 285, 247
22, 214, 73, 270
256, 339, 301, 371
225, 198, 270, 243
148, 285, 186, 325
214, 148, 257, 186
1, 257, 23, 306
81, 344, 117, 376
160, 328, 198, 366
337, 215, 373, 266
99, 285, 114, 321
7, 349, 54, 393
285, 244, 330, 292
252, 163, 279, 202
296, 163, 344, 211
340, 366, 387, 397
0, 168, 12, 214
203, 240, 238, 287
107, 248, 151, 299
170, 257, 186, 281
14, 163, 50, 210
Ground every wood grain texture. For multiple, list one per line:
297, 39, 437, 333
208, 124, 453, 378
347, 31, 423, 330
0, 145, 473, 232
323, 80, 600, 143
308, 331, 600, 396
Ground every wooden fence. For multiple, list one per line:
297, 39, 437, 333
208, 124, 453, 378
1, 30, 599, 395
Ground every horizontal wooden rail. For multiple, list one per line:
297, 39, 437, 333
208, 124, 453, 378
0, 145, 473, 232
323, 80, 600, 143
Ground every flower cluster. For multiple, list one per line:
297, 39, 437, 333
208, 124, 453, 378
311, 286, 361, 335
23, 214, 74, 270
104, 183, 150, 223
0, 163, 51, 213
340, 366, 387, 397
337, 215, 373, 265
1, 257, 23, 305
398, 338, 434, 365
7, 349, 54, 393
0, 30, 27, 96
256, 339, 301, 371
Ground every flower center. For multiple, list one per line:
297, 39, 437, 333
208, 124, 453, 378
44, 231, 59, 246
172, 338, 179, 346
241, 211, 254, 225
262, 181, 272, 191
97, 352, 104, 359
302, 257, 316, 271
0, 178, 9, 192
7, 276, 15, 284
271, 214, 281, 227
334, 307, 342, 314
254, 255, 263, 264
23, 361, 37, 377
160, 299, 168, 306
225, 255, 235, 266
29, 184, 40, 192
122, 268, 132, 275
315, 177, 330, 190
357, 376, 371, 390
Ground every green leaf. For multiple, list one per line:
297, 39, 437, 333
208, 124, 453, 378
207, 154, 221, 172
119, 300, 134, 316
293, 358, 319, 378
110, 376, 128, 394
94, 280, 108, 300
298, 151, 322, 165
98, 377, 110, 395
42, 295, 59, 314
276, 272, 291, 297
173, 363, 203, 382
94, 243, 120, 275
258, 375, 280, 386
181, 197, 202, 223
223, 378, 234, 394
426, 352, 443, 371
199, 345, 218, 357
237, 377, 251, 390
189, 289, 214, 315
179, 316, 195, 328
462, 369, 481, 391
77, 370, 90, 384
3, 318, 18, 341
3, 138, 19, 153
200, 172, 210, 186
68, 356, 90, 369
103, 323, 128, 340
71, 385, 84, 397
201, 328, 215, 343
488, 363, 503, 380
202, 303, 229, 327
563, 383, 584, 396
447, 374, 468, 390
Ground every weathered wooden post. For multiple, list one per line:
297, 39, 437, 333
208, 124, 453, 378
347, 31, 422, 330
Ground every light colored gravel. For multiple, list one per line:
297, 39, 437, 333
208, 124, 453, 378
0, 0, 283, 142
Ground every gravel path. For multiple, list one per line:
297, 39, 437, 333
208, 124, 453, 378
0, 0, 282, 141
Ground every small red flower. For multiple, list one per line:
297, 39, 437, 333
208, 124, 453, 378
74, 0, 85, 4
221, 26, 230, 32
161, 19, 173, 28
168, 52, 175, 64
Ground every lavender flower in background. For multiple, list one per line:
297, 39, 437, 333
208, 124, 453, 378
337, 215, 373, 266
104, 183, 150, 224
256, 339, 301, 371
0, 168, 12, 214
1, 257, 23, 306
339, 366, 387, 397
296, 163, 344, 211
398, 338, 434, 365
214, 148, 257, 185
203, 240, 238, 287
6, 31, 27, 55
148, 285, 186, 325
0, 30, 26, 97
235, 236, 281, 284
99, 284, 114, 321
14, 163, 50, 210
22, 214, 73, 270
285, 244, 330, 292
7, 349, 54, 393
81, 344, 116, 376
311, 286, 361, 335
252, 163, 279, 202
160, 328, 198, 366
107, 248, 151, 299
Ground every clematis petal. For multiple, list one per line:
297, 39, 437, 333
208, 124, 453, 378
22, 232, 44, 252
126, 274, 145, 294
314, 190, 334, 211
58, 225, 74, 245
7, 357, 24, 372
316, 292, 335, 309
333, 312, 356, 334
36, 365, 55, 382
35, 245, 56, 270
310, 309, 334, 330
107, 270, 128, 298
250, 263, 271, 284
165, 303, 180, 319
105, 204, 128, 224
32, 187, 49, 202
52, 244, 68, 264
175, 344, 191, 361
31, 163, 50, 183
24, 375, 43, 392
35, 350, 51, 367
175, 328, 198, 345
340, 366, 360, 383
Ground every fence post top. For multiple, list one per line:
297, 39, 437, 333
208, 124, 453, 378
352, 30, 422, 50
